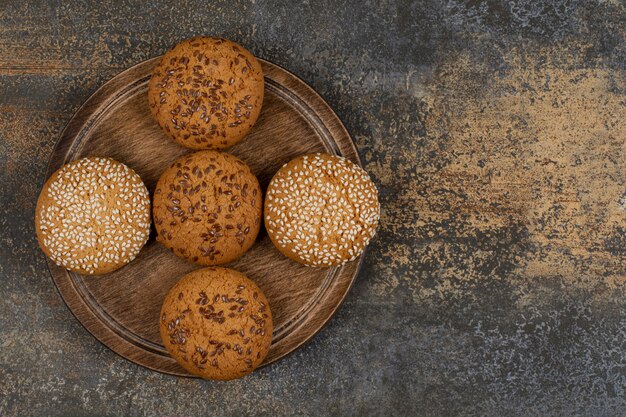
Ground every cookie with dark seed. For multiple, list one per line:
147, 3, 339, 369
148, 36, 264, 150
160, 267, 273, 380
153, 150, 262, 265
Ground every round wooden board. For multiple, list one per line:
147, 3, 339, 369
43, 57, 363, 377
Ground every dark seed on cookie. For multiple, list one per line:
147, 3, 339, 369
153, 151, 262, 266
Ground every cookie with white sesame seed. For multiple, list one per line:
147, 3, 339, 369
160, 267, 273, 380
148, 36, 264, 150
153, 151, 262, 265
35, 157, 151, 275
264, 153, 380, 267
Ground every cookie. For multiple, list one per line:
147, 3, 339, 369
148, 36, 264, 150
160, 267, 273, 380
35, 157, 151, 275
153, 151, 262, 265
264, 153, 380, 267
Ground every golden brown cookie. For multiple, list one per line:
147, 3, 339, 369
153, 151, 262, 265
265, 153, 380, 267
160, 267, 273, 380
148, 36, 264, 150
35, 157, 151, 275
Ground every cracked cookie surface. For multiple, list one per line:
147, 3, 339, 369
264, 153, 380, 267
148, 36, 264, 150
160, 267, 272, 380
35, 157, 151, 275
153, 151, 262, 265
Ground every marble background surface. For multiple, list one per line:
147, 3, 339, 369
1, 1, 625, 415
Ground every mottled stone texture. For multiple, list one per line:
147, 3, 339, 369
1, 1, 625, 416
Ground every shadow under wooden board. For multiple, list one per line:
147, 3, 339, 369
44, 57, 363, 376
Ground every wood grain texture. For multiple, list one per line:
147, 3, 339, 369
43, 57, 362, 376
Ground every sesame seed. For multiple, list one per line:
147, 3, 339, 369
36, 157, 151, 274
265, 153, 380, 266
